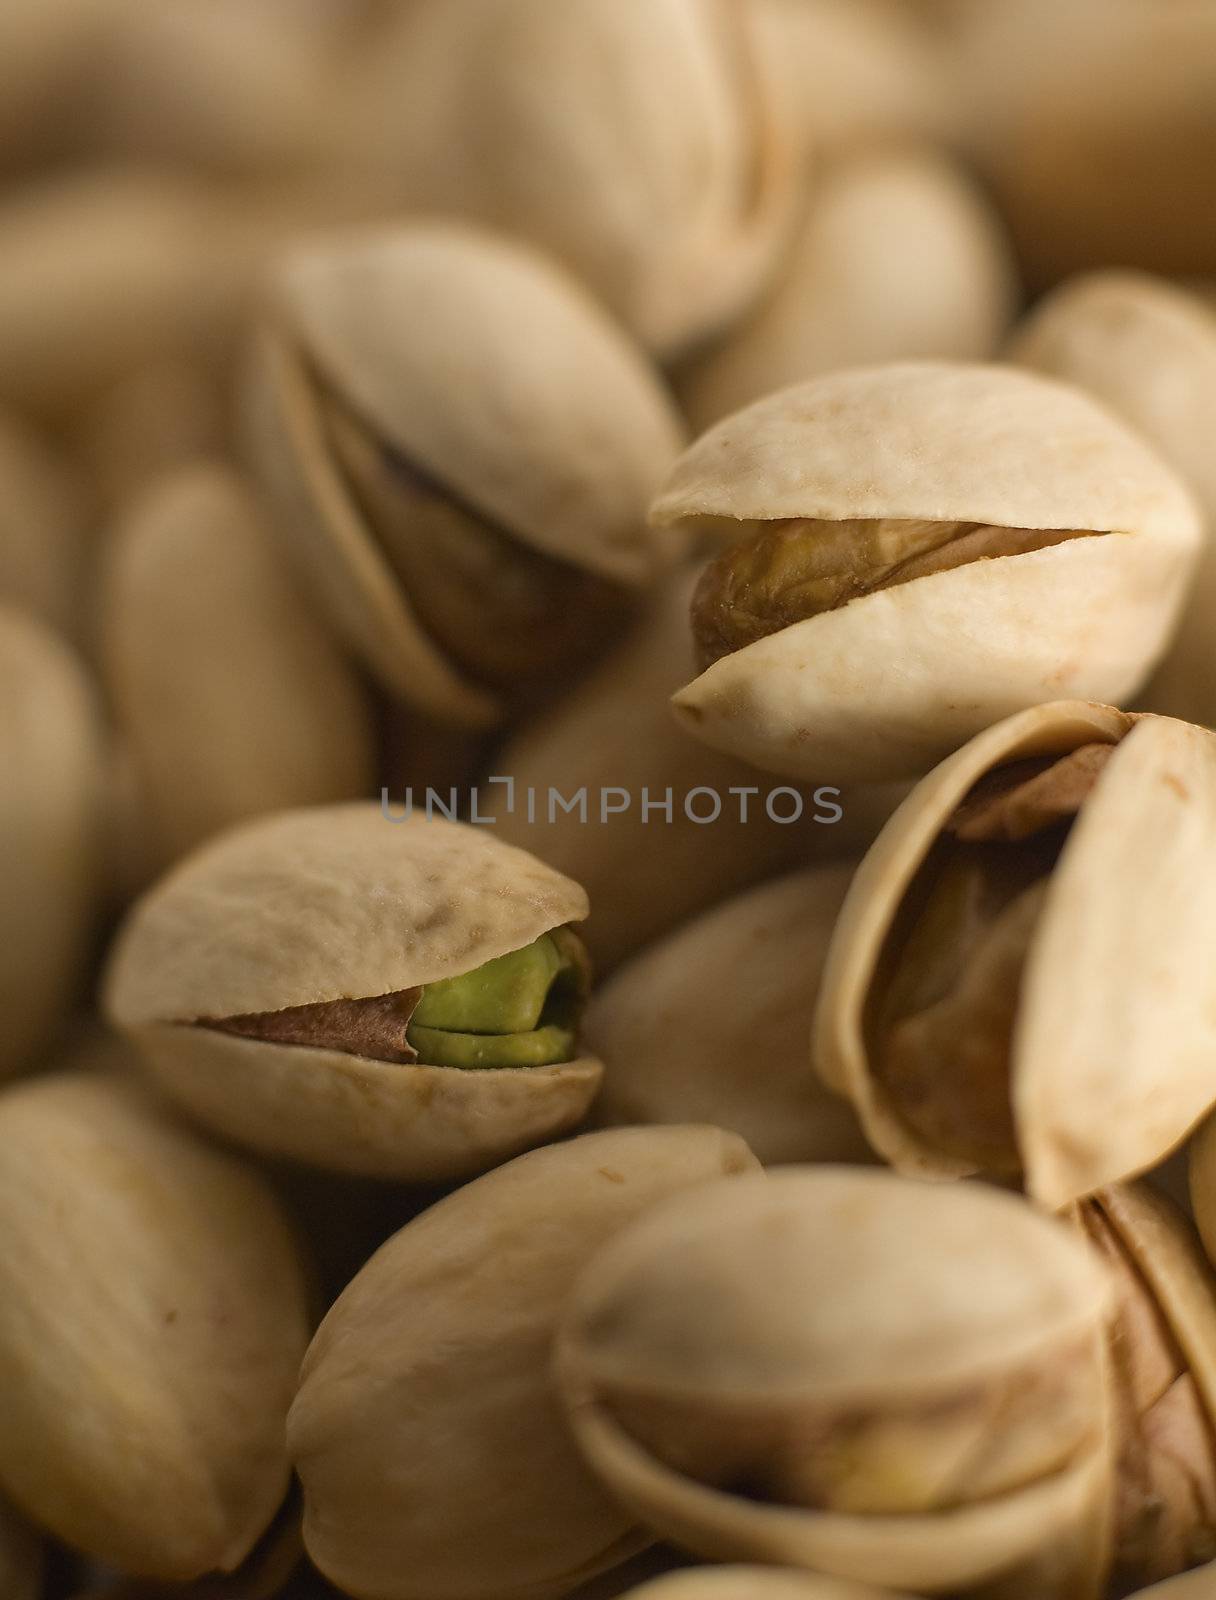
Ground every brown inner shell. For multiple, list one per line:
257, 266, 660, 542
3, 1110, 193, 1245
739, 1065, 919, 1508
205, 989, 424, 1064
321, 387, 630, 690
691, 517, 1087, 668
600, 1333, 1103, 1516
1078, 1197, 1216, 1588
867, 743, 1116, 1172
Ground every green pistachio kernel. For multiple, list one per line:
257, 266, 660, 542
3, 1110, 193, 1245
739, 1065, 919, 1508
407, 928, 589, 1069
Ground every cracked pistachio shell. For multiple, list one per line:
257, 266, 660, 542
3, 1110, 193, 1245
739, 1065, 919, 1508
678, 147, 1017, 433
0, 1071, 311, 1579
586, 866, 872, 1165
658, 362, 1202, 784
557, 1168, 1113, 1596
618, 1576, 915, 1600
246, 222, 685, 725
290, 1125, 760, 1600
814, 702, 1216, 1207
103, 806, 601, 1179
343, 0, 801, 358
0, 606, 104, 1078
100, 463, 375, 873
1007, 272, 1216, 729
0, 407, 86, 639
0, 1496, 41, 1600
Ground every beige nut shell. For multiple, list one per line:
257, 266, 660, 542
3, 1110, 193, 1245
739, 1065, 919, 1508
557, 1168, 1113, 1595
814, 702, 1216, 1207
104, 807, 601, 1179
657, 362, 1201, 783
290, 1125, 760, 1600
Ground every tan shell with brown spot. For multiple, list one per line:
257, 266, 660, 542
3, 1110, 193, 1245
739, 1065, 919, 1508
103, 806, 602, 1179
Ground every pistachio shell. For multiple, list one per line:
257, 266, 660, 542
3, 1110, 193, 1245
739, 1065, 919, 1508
618, 1575, 913, 1600
586, 866, 873, 1164
0, 407, 86, 638
104, 807, 601, 1178
659, 362, 1201, 782
100, 463, 375, 872
557, 1168, 1113, 1595
0, 606, 104, 1078
290, 1125, 760, 1600
343, 0, 801, 357
0, 1071, 311, 1579
816, 702, 1216, 1206
678, 147, 1017, 432
0, 1495, 41, 1600
1007, 271, 1216, 728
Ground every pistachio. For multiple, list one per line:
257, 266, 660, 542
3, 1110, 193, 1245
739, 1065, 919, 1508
290, 1125, 761, 1600
246, 223, 685, 723
618, 1576, 915, 1600
340, 0, 802, 357
815, 702, 1216, 1206
586, 866, 873, 1165
103, 806, 603, 1179
100, 463, 375, 875
0, 1494, 41, 1600
0, 605, 105, 1079
1007, 271, 1216, 729
656, 362, 1202, 783
557, 1167, 1114, 1597
677, 147, 1017, 432
0, 1071, 311, 1579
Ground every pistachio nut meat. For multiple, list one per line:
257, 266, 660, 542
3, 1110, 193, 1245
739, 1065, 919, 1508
103, 806, 603, 1179
815, 702, 1216, 1207
0, 604, 105, 1079
656, 361, 1202, 783
586, 866, 873, 1166
245, 222, 686, 725
0, 1494, 41, 1600
618, 1575, 916, 1600
556, 1167, 1114, 1597
289, 1125, 760, 1600
1073, 1183, 1216, 1592
0, 1071, 311, 1580
100, 462, 375, 874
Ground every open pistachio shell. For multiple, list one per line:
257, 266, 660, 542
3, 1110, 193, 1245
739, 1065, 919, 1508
0, 1071, 311, 1579
0, 1495, 41, 1600
586, 866, 872, 1164
816, 702, 1216, 1206
103, 806, 602, 1179
100, 462, 375, 874
290, 1125, 760, 1600
0, 406, 86, 639
1007, 271, 1216, 728
557, 1167, 1114, 1597
0, 606, 104, 1079
618, 1575, 914, 1600
678, 147, 1017, 432
342, 0, 801, 357
246, 222, 684, 724
659, 363, 1201, 784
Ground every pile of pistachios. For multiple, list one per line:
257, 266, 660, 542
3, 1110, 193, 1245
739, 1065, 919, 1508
5, 3, 1216, 1599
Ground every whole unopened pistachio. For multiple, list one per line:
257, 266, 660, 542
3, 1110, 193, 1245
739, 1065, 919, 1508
619, 1576, 914, 1600
0, 1495, 41, 1600
0, 1071, 311, 1579
1007, 272, 1216, 729
815, 702, 1216, 1207
246, 223, 685, 724
0, 605, 104, 1078
340, 0, 801, 357
290, 1125, 760, 1600
104, 806, 603, 1178
658, 362, 1201, 783
678, 147, 1017, 432
100, 463, 375, 874
586, 866, 872, 1165
557, 1167, 1113, 1597
0, 405, 86, 638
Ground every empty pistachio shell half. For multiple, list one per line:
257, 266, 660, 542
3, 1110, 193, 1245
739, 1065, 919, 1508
0, 1071, 311, 1579
0, 1495, 40, 1600
344, 0, 801, 357
100, 462, 375, 874
657, 361, 1201, 783
290, 1125, 760, 1600
557, 1167, 1113, 1596
0, 605, 104, 1079
618, 1575, 914, 1600
103, 806, 602, 1178
245, 222, 685, 725
814, 702, 1216, 1207
1075, 1184, 1216, 1591
586, 866, 872, 1165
